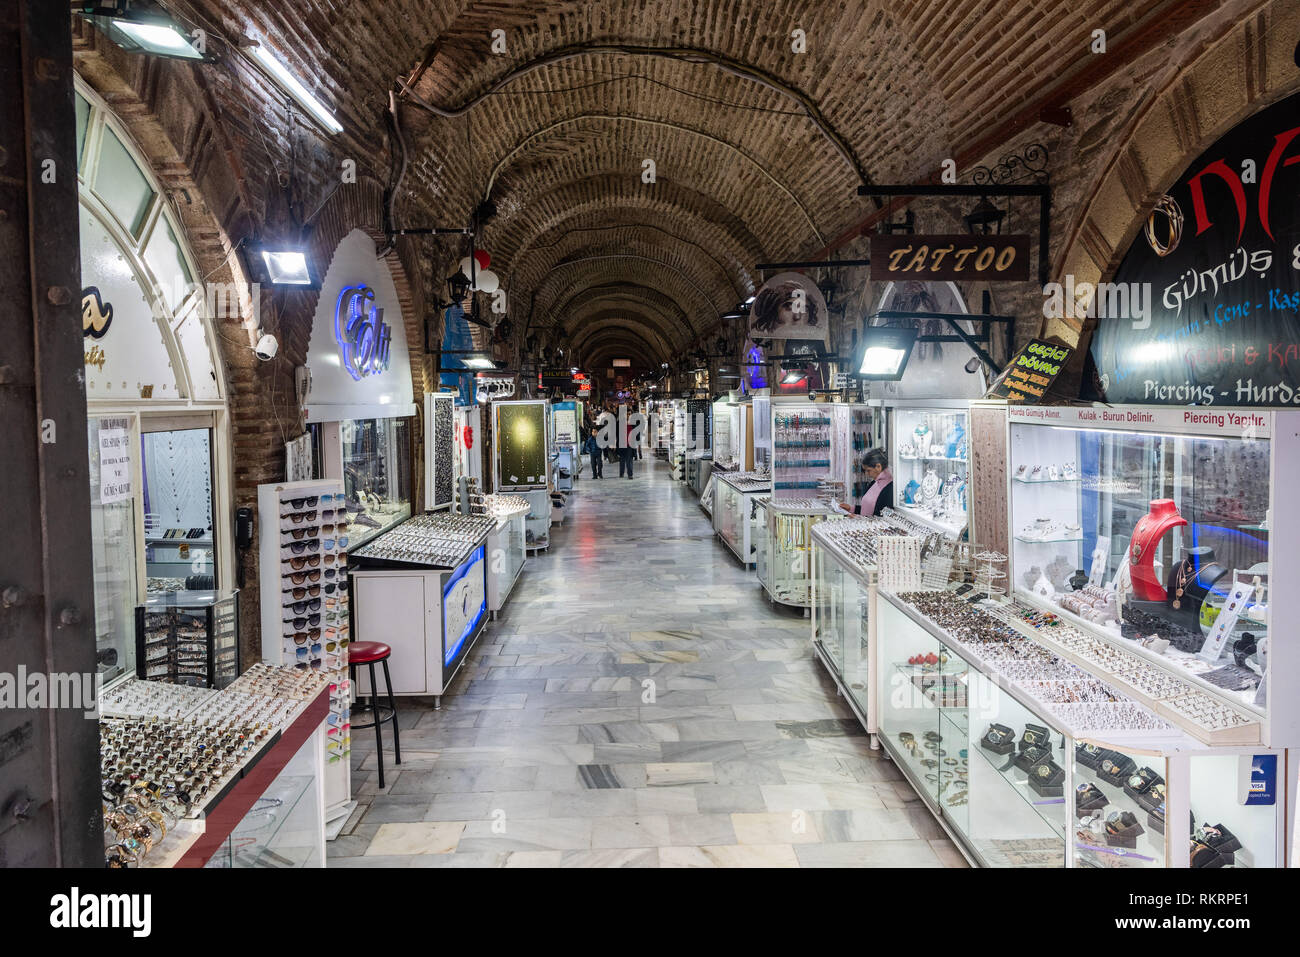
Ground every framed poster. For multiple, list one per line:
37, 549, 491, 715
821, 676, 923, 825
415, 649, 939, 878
493, 400, 548, 490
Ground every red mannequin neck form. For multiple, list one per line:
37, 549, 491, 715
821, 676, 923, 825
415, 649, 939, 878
1129, 499, 1188, 601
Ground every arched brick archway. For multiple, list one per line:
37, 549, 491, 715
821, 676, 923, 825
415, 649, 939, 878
1047, 2, 1300, 351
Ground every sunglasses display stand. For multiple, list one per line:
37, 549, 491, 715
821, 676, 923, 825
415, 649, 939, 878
258, 478, 354, 831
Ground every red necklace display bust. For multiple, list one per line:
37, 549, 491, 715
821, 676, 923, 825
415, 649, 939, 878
1129, 499, 1187, 601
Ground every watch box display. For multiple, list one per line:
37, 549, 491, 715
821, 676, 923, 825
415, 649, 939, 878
892, 405, 969, 537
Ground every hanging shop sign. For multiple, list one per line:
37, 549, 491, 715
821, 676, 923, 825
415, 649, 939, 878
304, 229, 414, 420
870, 234, 1030, 282
749, 272, 830, 344
540, 367, 572, 388
987, 339, 1073, 403
1086, 92, 1300, 406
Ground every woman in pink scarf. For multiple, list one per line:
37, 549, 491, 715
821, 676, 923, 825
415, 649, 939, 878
837, 448, 893, 516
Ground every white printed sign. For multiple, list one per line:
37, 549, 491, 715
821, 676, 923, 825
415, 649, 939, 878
98, 416, 133, 504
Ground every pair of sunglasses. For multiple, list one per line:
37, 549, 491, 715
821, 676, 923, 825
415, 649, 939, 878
281, 509, 318, 523
283, 496, 318, 509
283, 585, 320, 599
282, 526, 319, 540
284, 555, 320, 570
285, 569, 321, 584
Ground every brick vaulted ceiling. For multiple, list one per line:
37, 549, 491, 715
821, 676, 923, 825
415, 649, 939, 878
168, 0, 1182, 372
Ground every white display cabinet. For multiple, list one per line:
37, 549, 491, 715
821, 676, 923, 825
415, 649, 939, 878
423, 391, 456, 511
348, 515, 492, 704
712, 472, 771, 568
890, 402, 971, 537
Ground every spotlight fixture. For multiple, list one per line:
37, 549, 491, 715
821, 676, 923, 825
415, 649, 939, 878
780, 364, 809, 385
80, 3, 208, 60
247, 41, 344, 134
246, 241, 319, 287
853, 326, 918, 380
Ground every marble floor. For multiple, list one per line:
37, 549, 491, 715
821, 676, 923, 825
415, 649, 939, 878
330, 454, 967, 867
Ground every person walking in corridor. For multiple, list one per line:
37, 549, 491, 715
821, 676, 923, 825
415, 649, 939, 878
584, 430, 602, 478
619, 409, 635, 478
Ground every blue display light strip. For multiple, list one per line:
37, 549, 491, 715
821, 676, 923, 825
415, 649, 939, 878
443, 546, 486, 666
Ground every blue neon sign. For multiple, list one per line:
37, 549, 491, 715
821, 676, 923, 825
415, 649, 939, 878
335, 285, 392, 381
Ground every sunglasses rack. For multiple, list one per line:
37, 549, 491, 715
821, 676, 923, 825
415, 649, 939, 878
259, 478, 353, 824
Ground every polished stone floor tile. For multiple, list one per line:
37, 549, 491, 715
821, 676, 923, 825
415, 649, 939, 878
327, 457, 962, 868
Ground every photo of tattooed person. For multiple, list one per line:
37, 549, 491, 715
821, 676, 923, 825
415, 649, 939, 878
750, 274, 824, 340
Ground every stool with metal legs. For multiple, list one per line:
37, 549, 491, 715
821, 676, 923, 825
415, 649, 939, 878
348, 641, 401, 790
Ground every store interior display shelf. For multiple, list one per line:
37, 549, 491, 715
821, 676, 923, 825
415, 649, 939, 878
890, 504, 967, 538
1014, 535, 1084, 544
1070, 777, 1167, 867
1012, 477, 1081, 485
961, 714, 1068, 841
1011, 590, 1264, 743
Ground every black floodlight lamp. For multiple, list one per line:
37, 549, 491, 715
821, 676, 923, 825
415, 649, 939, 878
854, 326, 918, 380
80, 3, 208, 60
246, 241, 319, 288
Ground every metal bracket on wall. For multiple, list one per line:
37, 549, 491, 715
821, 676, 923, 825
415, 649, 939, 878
872, 310, 1015, 372
855, 184, 1052, 286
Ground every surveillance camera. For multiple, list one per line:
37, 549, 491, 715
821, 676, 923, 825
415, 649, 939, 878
964, 356, 981, 374
255, 333, 279, 361
808, 391, 817, 402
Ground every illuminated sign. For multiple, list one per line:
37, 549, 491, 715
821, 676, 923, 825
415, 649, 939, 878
335, 285, 392, 381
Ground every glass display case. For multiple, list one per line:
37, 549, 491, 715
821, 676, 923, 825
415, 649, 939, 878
493, 399, 550, 492
811, 535, 874, 730
484, 497, 529, 616
135, 589, 239, 688
687, 450, 712, 497
712, 472, 770, 568
1006, 406, 1300, 748
758, 499, 838, 609
338, 416, 412, 549
204, 728, 326, 868
891, 404, 970, 537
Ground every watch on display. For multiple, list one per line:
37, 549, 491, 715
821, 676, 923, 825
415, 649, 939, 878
1028, 760, 1065, 797
1014, 744, 1052, 773
1075, 782, 1109, 817
980, 722, 1016, 756
1019, 723, 1051, 752
1122, 766, 1164, 802
1104, 809, 1145, 849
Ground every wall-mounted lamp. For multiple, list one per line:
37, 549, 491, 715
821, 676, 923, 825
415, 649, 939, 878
852, 326, 918, 380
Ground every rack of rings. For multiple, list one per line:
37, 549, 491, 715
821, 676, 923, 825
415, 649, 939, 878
100, 667, 329, 867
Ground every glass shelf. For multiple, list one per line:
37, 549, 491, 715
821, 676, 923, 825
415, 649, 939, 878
1013, 477, 1081, 485
1015, 535, 1084, 544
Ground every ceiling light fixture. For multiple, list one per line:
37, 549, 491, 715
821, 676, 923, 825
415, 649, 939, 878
247, 41, 343, 134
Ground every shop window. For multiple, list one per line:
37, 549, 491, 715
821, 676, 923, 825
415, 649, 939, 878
141, 428, 216, 592
143, 214, 195, 314
75, 90, 89, 167
87, 417, 140, 684
95, 124, 155, 237
334, 417, 411, 547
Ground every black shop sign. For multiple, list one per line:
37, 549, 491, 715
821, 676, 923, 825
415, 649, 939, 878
1086, 92, 1300, 406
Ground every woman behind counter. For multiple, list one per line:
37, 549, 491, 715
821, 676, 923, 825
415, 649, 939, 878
837, 448, 892, 517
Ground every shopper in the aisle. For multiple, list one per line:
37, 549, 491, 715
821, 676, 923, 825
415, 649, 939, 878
619, 409, 636, 478
837, 448, 892, 515
584, 430, 602, 478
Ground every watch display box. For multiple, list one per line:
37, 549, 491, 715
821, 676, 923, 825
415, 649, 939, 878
981, 723, 1017, 755
1028, 760, 1065, 797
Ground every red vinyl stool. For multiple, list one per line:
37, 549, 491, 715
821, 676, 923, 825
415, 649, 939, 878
348, 641, 401, 790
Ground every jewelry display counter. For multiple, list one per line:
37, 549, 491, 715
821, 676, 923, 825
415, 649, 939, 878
687, 450, 712, 497
1005, 407, 1300, 745
348, 514, 492, 702
758, 498, 839, 610
100, 665, 330, 868
891, 403, 970, 537
713, 471, 771, 568
478, 494, 529, 617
